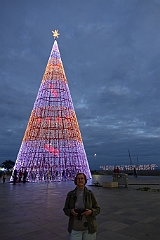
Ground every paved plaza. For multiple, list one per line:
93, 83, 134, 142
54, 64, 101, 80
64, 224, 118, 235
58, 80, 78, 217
0, 174, 160, 240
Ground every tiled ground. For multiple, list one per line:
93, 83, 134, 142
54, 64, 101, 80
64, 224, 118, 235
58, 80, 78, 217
0, 175, 159, 239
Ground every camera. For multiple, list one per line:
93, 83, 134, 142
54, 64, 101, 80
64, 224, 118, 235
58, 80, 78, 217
74, 208, 86, 220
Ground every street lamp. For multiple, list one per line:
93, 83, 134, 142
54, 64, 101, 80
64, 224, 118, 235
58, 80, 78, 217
94, 154, 96, 171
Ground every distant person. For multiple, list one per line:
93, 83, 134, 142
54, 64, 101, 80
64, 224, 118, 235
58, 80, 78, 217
116, 167, 119, 173
2, 171, 7, 183
47, 171, 51, 181
18, 170, 23, 183
31, 171, 36, 182
13, 169, 17, 185
62, 170, 66, 181
133, 168, 137, 177
23, 169, 28, 183
63, 172, 100, 240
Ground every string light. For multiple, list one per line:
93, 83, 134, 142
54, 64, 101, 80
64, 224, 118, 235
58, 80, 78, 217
11, 32, 91, 182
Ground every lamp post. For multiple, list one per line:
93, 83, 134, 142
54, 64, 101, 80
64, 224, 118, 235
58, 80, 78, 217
94, 154, 96, 171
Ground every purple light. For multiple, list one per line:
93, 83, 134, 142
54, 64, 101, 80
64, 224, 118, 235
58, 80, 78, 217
11, 40, 91, 182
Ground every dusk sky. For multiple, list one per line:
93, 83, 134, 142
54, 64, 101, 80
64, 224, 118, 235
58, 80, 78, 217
1, 0, 160, 169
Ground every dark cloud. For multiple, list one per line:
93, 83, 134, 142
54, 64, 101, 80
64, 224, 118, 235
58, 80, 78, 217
0, 0, 160, 169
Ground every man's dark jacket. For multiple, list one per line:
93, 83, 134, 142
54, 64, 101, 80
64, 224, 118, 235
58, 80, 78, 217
63, 186, 100, 234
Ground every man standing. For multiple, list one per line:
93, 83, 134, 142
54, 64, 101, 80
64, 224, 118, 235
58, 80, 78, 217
2, 171, 6, 183
63, 173, 100, 240
13, 169, 17, 185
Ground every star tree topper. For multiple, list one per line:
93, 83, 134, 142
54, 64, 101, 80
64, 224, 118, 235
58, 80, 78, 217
52, 30, 60, 39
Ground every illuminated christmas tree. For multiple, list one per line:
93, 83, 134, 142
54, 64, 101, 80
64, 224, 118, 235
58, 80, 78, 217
12, 30, 91, 181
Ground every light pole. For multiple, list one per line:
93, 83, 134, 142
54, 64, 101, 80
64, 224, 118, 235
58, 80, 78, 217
94, 154, 96, 171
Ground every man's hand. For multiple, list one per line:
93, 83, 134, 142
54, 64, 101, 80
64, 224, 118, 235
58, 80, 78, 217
81, 209, 92, 216
71, 208, 78, 216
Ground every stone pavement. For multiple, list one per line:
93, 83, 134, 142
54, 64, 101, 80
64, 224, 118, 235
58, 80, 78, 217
0, 175, 159, 240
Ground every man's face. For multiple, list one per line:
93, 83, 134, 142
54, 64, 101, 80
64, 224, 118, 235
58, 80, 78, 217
76, 174, 85, 188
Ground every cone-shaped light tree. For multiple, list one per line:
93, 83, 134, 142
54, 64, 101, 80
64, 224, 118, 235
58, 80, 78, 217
12, 30, 91, 181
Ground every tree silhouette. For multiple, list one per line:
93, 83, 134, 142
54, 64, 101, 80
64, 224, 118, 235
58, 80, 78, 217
0, 160, 15, 170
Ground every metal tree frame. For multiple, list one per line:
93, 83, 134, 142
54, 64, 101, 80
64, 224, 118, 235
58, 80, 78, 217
12, 36, 91, 182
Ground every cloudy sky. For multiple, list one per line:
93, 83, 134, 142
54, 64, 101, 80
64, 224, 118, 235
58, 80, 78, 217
0, 0, 160, 169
